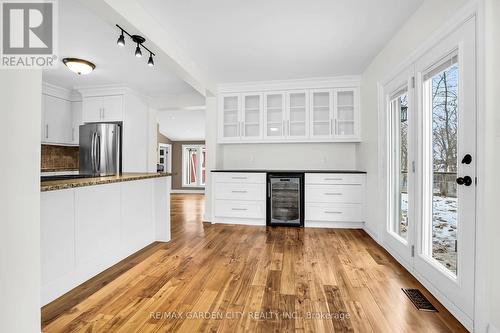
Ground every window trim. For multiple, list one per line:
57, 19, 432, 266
181, 144, 206, 188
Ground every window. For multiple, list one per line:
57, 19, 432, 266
182, 145, 206, 187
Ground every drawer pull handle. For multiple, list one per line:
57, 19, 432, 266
231, 208, 248, 211
325, 211, 343, 214
324, 193, 342, 196
324, 178, 343, 181
231, 190, 248, 193
232, 177, 247, 180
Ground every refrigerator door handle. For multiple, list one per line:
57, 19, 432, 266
90, 132, 96, 173
96, 134, 101, 173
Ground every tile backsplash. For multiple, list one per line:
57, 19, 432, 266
41, 144, 79, 172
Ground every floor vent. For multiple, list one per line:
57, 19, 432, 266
402, 288, 438, 312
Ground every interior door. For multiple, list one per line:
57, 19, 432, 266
414, 17, 476, 326
384, 66, 416, 267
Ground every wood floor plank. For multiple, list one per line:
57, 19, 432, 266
41, 194, 469, 333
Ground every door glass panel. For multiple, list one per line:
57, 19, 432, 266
311, 91, 331, 136
288, 92, 306, 137
244, 95, 260, 138
390, 91, 409, 240
223, 96, 239, 137
266, 94, 284, 137
425, 59, 458, 275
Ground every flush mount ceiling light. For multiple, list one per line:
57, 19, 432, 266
116, 24, 155, 67
62, 58, 95, 75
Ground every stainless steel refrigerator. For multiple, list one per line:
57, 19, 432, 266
79, 123, 121, 176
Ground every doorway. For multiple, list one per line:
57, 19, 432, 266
382, 18, 476, 329
158, 143, 172, 173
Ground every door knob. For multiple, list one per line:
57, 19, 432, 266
461, 154, 472, 165
456, 176, 473, 186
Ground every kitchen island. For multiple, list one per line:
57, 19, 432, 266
40, 173, 171, 305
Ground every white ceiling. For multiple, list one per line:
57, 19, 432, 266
158, 110, 205, 141
139, 0, 423, 83
42, 0, 198, 97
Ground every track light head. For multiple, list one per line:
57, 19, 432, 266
117, 31, 125, 47
148, 53, 154, 67
135, 44, 142, 58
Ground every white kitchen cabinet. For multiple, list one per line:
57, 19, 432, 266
213, 172, 266, 225
217, 80, 361, 143
334, 88, 359, 139
264, 92, 286, 139
242, 93, 263, 140
305, 173, 366, 228
219, 93, 263, 141
310, 89, 333, 139
82, 95, 123, 122
42, 94, 73, 145
219, 94, 241, 140
286, 90, 309, 139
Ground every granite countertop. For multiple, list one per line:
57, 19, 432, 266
41, 172, 171, 192
210, 170, 366, 174
41, 168, 79, 173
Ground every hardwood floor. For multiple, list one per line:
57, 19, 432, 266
42, 194, 467, 332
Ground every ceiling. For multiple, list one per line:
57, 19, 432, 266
158, 110, 205, 141
42, 0, 198, 97
138, 0, 423, 83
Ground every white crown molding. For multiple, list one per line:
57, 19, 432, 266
42, 82, 73, 101
76, 84, 148, 102
216, 75, 362, 93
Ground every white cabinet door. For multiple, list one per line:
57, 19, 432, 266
309, 89, 333, 139
264, 92, 286, 139
43, 94, 73, 144
71, 101, 82, 145
286, 90, 308, 139
82, 96, 102, 123
334, 88, 359, 140
74, 183, 121, 265
241, 93, 263, 140
102, 95, 123, 121
219, 94, 241, 140
41, 190, 75, 286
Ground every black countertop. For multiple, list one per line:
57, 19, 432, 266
211, 170, 366, 174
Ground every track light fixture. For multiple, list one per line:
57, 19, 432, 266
115, 24, 155, 67
117, 30, 125, 47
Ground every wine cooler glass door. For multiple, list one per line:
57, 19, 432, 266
270, 177, 301, 225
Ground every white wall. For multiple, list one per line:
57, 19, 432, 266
357, 0, 468, 238
0, 70, 42, 333
148, 107, 159, 172
222, 143, 358, 170
483, 0, 500, 330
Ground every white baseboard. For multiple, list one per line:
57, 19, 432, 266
362, 225, 380, 243
171, 189, 205, 194
489, 323, 500, 333
305, 221, 364, 229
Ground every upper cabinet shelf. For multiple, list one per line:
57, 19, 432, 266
217, 82, 361, 144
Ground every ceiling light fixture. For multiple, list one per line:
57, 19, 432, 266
115, 24, 155, 67
117, 30, 125, 47
62, 58, 96, 75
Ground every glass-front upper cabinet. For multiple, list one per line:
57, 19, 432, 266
286, 91, 308, 139
220, 94, 241, 140
241, 93, 263, 140
264, 92, 286, 139
310, 89, 333, 138
334, 88, 359, 139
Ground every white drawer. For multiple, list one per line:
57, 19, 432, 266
214, 200, 265, 219
215, 183, 265, 201
306, 203, 363, 222
214, 172, 266, 184
305, 185, 364, 203
305, 173, 365, 185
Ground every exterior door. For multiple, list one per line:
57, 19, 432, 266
384, 66, 416, 267
414, 17, 476, 327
